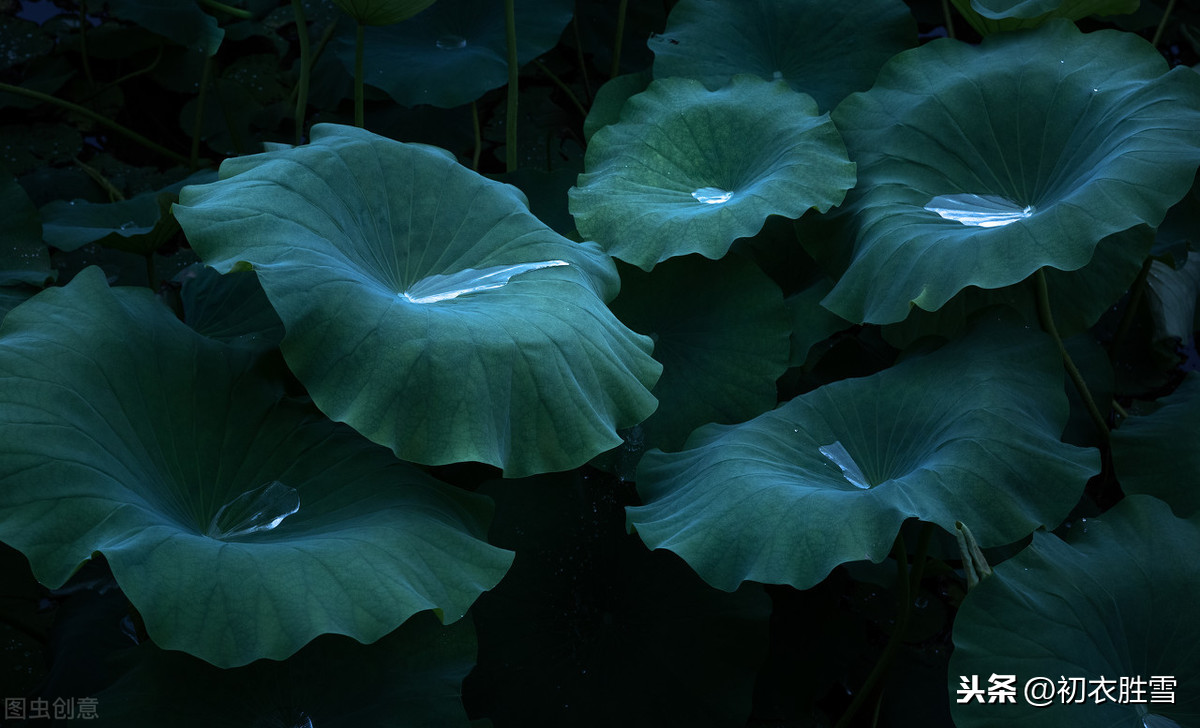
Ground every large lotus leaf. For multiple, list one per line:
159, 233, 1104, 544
609, 254, 790, 452
0, 267, 514, 668
649, 0, 916, 111
94, 613, 477, 727
825, 20, 1200, 326
334, 0, 439, 25
0, 175, 52, 287
1146, 254, 1200, 343
951, 0, 1138, 35
569, 76, 855, 271
467, 471, 770, 727
174, 124, 660, 477
176, 264, 285, 350
950, 495, 1200, 728
1112, 373, 1200, 517
627, 315, 1100, 591
334, 0, 573, 108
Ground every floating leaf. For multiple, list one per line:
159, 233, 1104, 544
825, 20, 1200, 325
628, 315, 1099, 591
175, 124, 659, 477
570, 75, 855, 270
650, 0, 916, 111
950, 495, 1200, 728
0, 268, 514, 667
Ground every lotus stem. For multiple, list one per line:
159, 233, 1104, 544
941, 0, 956, 40
1034, 268, 1110, 445
610, 0, 628, 79
73, 157, 124, 201
505, 0, 518, 172
145, 254, 158, 292
1109, 256, 1152, 359
79, 2, 94, 88
1112, 400, 1130, 422
535, 59, 587, 118
354, 21, 366, 128
292, 0, 312, 144
197, 0, 254, 19
834, 523, 933, 728
0, 82, 192, 167
106, 44, 163, 89
471, 101, 481, 171
191, 56, 213, 169
1152, 0, 1177, 47
572, 9, 592, 104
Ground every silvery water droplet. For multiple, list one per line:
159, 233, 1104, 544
819, 441, 871, 489
401, 260, 569, 304
925, 193, 1035, 228
1143, 714, 1182, 728
206, 481, 299, 539
691, 187, 732, 205
436, 34, 467, 50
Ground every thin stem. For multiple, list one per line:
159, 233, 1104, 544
571, 7, 592, 105
471, 101, 481, 172
534, 58, 587, 117
105, 44, 164, 89
197, 0, 254, 19
504, 0, 518, 172
941, 0, 956, 39
834, 523, 933, 728
191, 56, 213, 169
73, 157, 124, 201
292, 0, 312, 145
145, 254, 158, 291
1110, 256, 1153, 358
1112, 400, 1130, 421
1151, 0, 1177, 47
354, 21, 366, 128
0, 82, 192, 167
79, 2, 95, 88
1035, 268, 1110, 445
610, 0, 628, 79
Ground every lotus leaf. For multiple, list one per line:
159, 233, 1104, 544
650, 0, 916, 111
0, 175, 51, 287
335, 0, 573, 108
951, 0, 1139, 35
569, 75, 855, 271
950, 495, 1200, 728
176, 264, 285, 349
825, 20, 1200, 325
334, 0, 439, 26
0, 267, 514, 667
608, 254, 790, 452
1112, 373, 1200, 517
174, 124, 660, 477
105, 0, 223, 56
627, 315, 1100, 591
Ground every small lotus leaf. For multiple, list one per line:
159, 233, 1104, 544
650, 0, 916, 111
950, 495, 1200, 728
0, 267, 514, 667
826, 20, 1200, 325
628, 315, 1100, 591
1112, 373, 1200, 517
335, 0, 573, 108
570, 75, 855, 270
175, 124, 660, 477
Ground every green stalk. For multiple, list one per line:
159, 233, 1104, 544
0, 82, 192, 167
504, 0, 519, 172
1035, 268, 1110, 445
941, 0, 956, 39
79, 2, 95, 88
354, 21, 366, 128
534, 59, 587, 117
1109, 256, 1153, 359
834, 523, 934, 728
1151, 0, 1177, 47
610, 0, 628, 79
292, 0, 312, 144
191, 56, 213, 169
571, 8, 592, 105
197, 0, 254, 19
471, 101, 482, 172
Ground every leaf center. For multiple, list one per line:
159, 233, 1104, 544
206, 481, 300, 539
924, 193, 1035, 228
